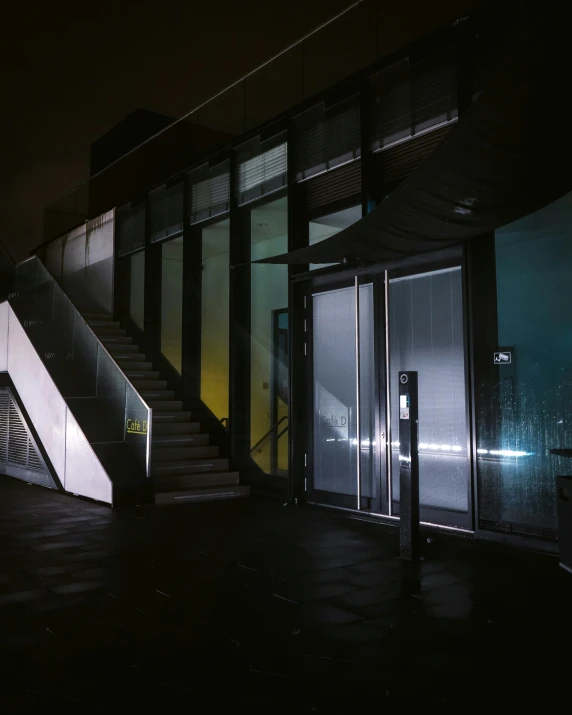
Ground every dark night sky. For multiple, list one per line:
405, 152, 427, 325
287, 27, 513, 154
1, 0, 471, 259
1, 0, 353, 259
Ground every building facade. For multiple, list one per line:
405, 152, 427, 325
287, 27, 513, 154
33, 0, 571, 547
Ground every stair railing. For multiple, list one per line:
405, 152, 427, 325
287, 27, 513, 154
9, 255, 152, 485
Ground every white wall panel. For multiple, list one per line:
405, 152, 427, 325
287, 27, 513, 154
0, 301, 8, 372
64, 409, 113, 504
62, 224, 87, 277
6, 305, 112, 504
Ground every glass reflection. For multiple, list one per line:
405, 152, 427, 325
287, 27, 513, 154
201, 218, 230, 421
160, 237, 183, 373
250, 196, 289, 475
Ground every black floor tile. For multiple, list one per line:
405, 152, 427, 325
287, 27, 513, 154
0, 476, 571, 710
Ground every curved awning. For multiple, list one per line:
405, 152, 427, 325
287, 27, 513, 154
259, 8, 571, 265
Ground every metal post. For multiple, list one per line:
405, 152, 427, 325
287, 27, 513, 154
355, 275, 361, 510
398, 371, 420, 561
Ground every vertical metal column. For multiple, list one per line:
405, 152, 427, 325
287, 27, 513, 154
355, 276, 361, 510
385, 270, 392, 515
399, 371, 420, 561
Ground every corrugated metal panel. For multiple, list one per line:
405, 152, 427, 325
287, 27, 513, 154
306, 159, 362, 212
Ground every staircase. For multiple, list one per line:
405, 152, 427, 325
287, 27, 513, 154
83, 312, 249, 505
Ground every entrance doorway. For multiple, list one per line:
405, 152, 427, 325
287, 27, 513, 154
305, 264, 471, 529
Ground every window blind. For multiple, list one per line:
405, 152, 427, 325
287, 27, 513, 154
116, 200, 145, 257
295, 100, 361, 182
149, 182, 184, 243
371, 52, 458, 152
188, 160, 230, 225
237, 140, 287, 205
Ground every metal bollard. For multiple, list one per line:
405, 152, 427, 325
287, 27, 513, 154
399, 371, 420, 562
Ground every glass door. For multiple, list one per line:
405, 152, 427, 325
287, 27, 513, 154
305, 263, 471, 528
308, 277, 383, 512
388, 266, 470, 528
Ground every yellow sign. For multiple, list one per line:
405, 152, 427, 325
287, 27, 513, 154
127, 418, 147, 436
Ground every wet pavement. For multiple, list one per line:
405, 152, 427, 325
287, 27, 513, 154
0, 476, 570, 712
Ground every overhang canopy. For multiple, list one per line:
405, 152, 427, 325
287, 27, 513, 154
259, 9, 570, 265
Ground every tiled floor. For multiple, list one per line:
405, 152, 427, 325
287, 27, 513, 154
0, 476, 570, 712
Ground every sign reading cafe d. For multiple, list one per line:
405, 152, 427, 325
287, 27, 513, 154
127, 418, 148, 436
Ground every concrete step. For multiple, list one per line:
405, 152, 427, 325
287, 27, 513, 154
124, 370, 160, 380
107, 344, 141, 355
152, 458, 229, 476
92, 327, 127, 338
155, 484, 249, 505
152, 410, 192, 423
87, 320, 121, 329
83, 312, 113, 321
148, 400, 183, 412
153, 445, 218, 461
131, 379, 168, 390
140, 389, 176, 400
153, 471, 239, 491
153, 432, 207, 446
153, 422, 201, 436
102, 335, 133, 345
117, 361, 154, 371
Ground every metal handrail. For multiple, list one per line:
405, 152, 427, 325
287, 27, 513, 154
250, 415, 289, 454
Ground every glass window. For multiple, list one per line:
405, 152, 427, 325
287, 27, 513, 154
389, 267, 469, 520
308, 204, 361, 270
161, 238, 183, 373
478, 192, 572, 532
250, 196, 289, 475
129, 251, 145, 331
201, 218, 230, 421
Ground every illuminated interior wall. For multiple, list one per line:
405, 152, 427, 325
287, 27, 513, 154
478, 191, 572, 530
161, 238, 183, 373
250, 196, 289, 475
201, 218, 230, 420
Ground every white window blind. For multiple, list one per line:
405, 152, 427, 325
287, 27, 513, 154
237, 142, 287, 205
294, 100, 361, 182
189, 161, 230, 224
371, 53, 458, 153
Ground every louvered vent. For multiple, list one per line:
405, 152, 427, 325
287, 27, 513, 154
305, 159, 362, 212
8, 399, 29, 467
0, 391, 8, 464
0, 389, 48, 477
188, 160, 230, 224
149, 182, 184, 243
116, 201, 146, 257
